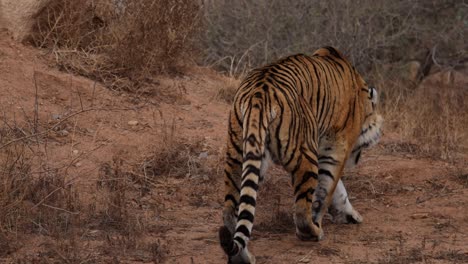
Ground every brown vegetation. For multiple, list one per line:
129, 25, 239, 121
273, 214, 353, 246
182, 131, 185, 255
31, 0, 200, 91
202, 0, 466, 79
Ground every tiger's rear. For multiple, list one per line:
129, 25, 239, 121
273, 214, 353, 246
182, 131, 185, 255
220, 47, 383, 263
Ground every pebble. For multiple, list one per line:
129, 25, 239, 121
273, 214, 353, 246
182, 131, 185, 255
72, 149, 79, 155
402, 186, 415, 192
411, 213, 429, 219
58, 129, 69, 136
128, 120, 139, 126
198, 151, 208, 159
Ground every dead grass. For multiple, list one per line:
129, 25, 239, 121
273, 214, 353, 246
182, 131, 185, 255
31, 0, 201, 91
202, 1, 466, 77
0, 88, 169, 263
0, 139, 85, 261
215, 77, 240, 104
454, 169, 468, 188
376, 68, 468, 160
139, 130, 209, 180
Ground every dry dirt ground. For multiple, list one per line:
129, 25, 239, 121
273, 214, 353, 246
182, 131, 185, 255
1, 34, 467, 263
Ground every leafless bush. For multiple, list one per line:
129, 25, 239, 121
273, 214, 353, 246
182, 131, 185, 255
31, 0, 201, 91
202, 0, 466, 78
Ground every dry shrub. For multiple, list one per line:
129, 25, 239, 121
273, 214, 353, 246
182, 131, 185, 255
97, 157, 132, 230
0, 144, 32, 232
0, 146, 81, 237
376, 68, 468, 159
202, 0, 466, 77
31, 0, 201, 91
96, 156, 155, 260
26, 172, 81, 237
0, 142, 32, 257
140, 134, 209, 179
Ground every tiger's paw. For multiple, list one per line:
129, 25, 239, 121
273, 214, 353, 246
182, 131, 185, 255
295, 223, 324, 241
228, 248, 256, 264
332, 208, 363, 224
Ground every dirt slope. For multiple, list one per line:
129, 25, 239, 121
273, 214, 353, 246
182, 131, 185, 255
0, 34, 467, 263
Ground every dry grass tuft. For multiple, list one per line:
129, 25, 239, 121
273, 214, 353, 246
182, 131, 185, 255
376, 68, 468, 159
97, 156, 134, 231
139, 135, 208, 179
0, 142, 32, 232
26, 171, 81, 236
0, 138, 81, 240
31, 0, 201, 91
96, 155, 169, 261
455, 169, 468, 188
216, 77, 240, 104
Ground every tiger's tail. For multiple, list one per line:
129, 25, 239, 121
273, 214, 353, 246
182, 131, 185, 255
219, 91, 270, 262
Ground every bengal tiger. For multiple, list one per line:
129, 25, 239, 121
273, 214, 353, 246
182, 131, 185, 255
219, 46, 383, 264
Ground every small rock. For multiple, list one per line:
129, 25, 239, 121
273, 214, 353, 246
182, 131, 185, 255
402, 186, 415, 192
52, 114, 62, 120
411, 213, 429, 219
198, 151, 208, 159
58, 129, 69, 137
72, 149, 79, 155
181, 105, 191, 111
75, 162, 82, 167
128, 120, 139, 126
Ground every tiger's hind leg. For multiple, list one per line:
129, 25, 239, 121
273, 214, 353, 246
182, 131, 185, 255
222, 119, 243, 234
223, 160, 241, 235
329, 179, 363, 224
287, 150, 323, 241
312, 146, 349, 233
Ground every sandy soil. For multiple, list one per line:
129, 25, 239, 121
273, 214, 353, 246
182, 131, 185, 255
0, 33, 467, 264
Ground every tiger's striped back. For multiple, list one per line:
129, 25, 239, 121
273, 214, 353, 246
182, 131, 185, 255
220, 47, 382, 263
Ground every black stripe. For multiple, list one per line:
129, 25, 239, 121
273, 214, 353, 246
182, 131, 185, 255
242, 179, 259, 191
324, 46, 343, 60
229, 134, 242, 154
302, 152, 318, 166
225, 194, 238, 207
234, 236, 246, 248
295, 188, 314, 202
318, 160, 338, 166
242, 165, 260, 178
238, 210, 254, 223
224, 169, 240, 192
227, 153, 242, 166
318, 155, 338, 164
244, 151, 261, 161
239, 195, 256, 207
354, 151, 361, 164
272, 92, 284, 160
290, 154, 303, 176
294, 171, 318, 194
236, 225, 250, 238
318, 169, 334, 179
246, 134, 257, 147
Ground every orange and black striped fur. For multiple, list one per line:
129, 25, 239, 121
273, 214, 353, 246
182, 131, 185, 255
219, 46, 383, 263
